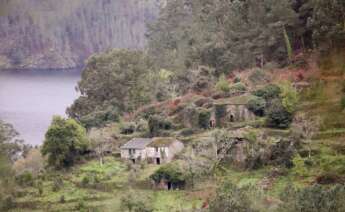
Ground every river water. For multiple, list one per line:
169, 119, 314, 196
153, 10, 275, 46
0, 69, 81, 145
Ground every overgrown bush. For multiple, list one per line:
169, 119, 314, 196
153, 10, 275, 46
150, 163, 185, 185
15, 171, 34, 187
253, 84, 281, 102
76, 199, 87, 211
279, 81, 299, 113
148, 115, 173, 137
234, 77, 241, 83
247, 97, 266, 116
266, 99, 293, 129
265, 138, 295, 168
248, 69, 267, 84
215, 74, 230, 93
229, 82, 247, 93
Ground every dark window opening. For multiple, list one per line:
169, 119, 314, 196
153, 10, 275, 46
230, 115, 234, 122
131, 159, 136, 164
156, 158, 161, 165
167, 182, 172, 190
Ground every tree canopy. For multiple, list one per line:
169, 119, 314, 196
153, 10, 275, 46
41, 116, 88, 169
67, 49, 157, 128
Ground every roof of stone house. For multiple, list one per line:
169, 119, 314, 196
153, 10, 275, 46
148, 137, 179, 147
120, 138, 153, 149
214, 94, 255, 106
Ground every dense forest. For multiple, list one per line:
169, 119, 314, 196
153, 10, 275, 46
1, 0, 345, 211
0, 0, 160, 69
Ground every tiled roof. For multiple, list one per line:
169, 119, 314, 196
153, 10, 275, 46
120, 138, 152, 149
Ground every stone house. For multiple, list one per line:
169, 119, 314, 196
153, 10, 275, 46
211, 94, 256, 127
120, 137, 184, 164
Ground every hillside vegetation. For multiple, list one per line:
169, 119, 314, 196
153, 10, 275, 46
1, 0, 345, 211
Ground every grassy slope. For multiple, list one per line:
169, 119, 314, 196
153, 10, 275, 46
13, 157, 203, 212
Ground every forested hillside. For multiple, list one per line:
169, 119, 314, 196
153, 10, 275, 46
0, 0, 160, 70
2, 0, 345, 211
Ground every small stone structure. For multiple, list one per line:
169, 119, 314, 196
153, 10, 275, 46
212, 94, 256, 127
120, 137, 184, 164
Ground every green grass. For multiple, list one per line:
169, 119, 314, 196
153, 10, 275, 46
13, 157, 204, 212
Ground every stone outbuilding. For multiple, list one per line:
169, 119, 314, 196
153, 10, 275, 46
211, 94, 256, 127
120, 137, 184, 164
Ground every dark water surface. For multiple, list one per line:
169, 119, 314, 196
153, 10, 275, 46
0, 69, 81, 145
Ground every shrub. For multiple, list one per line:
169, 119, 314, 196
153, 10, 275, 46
229, 82, 247, 93
15, 171, 34, 187
81, 175, 90, 187
253, 84, 281, 101
247, 97, 266, 116
76, 199, 87, 211
216, 74, 230, 93
234, 77, 241, 83
279, 81, 299, 113
148, 115, 173, 137
150, 163, 185, 185
266, 99, 293, 129
266, 138, 295, 168
248, 68, 267, 84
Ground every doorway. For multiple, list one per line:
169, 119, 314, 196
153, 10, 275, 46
230, 115, 234, 122
156, 158, 161, 165
167, 182, 172, 190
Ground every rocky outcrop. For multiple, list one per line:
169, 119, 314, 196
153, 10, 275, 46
0, 0, 161, 70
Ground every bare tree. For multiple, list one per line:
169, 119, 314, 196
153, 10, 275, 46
88, 128, 111, 166
293, 114, 320, 158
